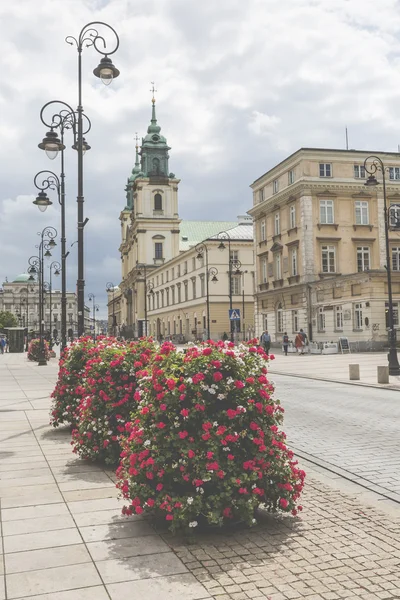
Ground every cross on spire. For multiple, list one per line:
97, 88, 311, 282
150, 81, 157, 104
135, 132, 140, 148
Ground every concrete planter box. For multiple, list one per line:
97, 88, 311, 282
321, 343, 338, 355
309, 343, 322, 354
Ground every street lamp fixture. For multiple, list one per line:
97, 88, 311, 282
216, 231, 242, 343
64, 22, 120, 337
106, 281, 116, 336
72, 137, 91, 154
38, 130, 66, 160
195, 242, 219, 341
364, 155, 400, 375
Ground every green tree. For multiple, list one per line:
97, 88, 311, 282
0, 311, 18, 329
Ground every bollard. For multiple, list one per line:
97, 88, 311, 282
349, 364, 360, 380
377, 366, 389, 384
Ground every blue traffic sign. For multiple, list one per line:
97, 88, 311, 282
229, 309, 241, 321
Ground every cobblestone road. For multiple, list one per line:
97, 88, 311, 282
272, 375, 400, 502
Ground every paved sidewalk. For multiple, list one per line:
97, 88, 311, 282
269, 351, 400, 388
0, 353, 400, 599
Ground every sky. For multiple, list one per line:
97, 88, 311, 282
2, 0, 400, 317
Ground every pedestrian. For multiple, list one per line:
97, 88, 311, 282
295, 331, 305, 355
299, 328, 308, 354
260, 330, 271, 355
282, 332, 289, 356
5, 336, 9, 353
0, 337, 5, 355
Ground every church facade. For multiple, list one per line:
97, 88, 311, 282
116, 99, 255, 341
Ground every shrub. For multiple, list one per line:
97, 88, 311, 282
50, 337, 107, 427
27, 338, 50, 362
116, 340, 305, 533
71, 339, 156, 464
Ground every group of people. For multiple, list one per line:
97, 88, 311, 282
259, 329, 308, 356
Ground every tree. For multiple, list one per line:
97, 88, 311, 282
0, 311, 18, 329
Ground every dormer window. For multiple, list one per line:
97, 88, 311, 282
154, 193, 162, 211
152, 135, 159, 142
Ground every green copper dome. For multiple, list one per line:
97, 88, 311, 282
140, 99, 171, 177
12, 274, 31, 283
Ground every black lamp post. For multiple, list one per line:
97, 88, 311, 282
106, 282, 116, 336
364, 155, 400, 375
48, 261, 61, 344
36, 100, 90, 347
195, 242, 219, 340
28, 226, 57, 365
137, 264, 150, 337
88, 293, 99, 341
146, 282, 154, 337
216, 231, 242, 342
65, 22, 120, 337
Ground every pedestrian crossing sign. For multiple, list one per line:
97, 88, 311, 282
229, 309, 241, 321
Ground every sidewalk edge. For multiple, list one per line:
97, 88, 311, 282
268, 369, 400, 391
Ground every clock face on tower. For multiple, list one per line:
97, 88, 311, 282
152, 135, 159, 142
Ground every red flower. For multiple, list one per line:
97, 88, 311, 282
180, 408, 189, 417
178, 430, 188, 439
188, 450, 195, 459
201, 433, 211, 441
239, 487, 249, 494
206, 461, 219, 471
194, 403, 205, 411
213, 372, 223, 382
160, 404, 167, 411
227, 454, 235, 461
135, 506, 143, 514
194, 479, 204, 486
223, 507, 233, 518
156, 483, 163, 491
206, 451, 214, 459
211, 360, 222, 368
202, 347, 213, 356
234, 380, 245, 389
279, 498, 289, 509
166, 514, 174, 520
156, 422, 166, 429
202, 422, 212, 431
166, 379, 176, 390
226, 409, 237, 419
147, 498, 155, 507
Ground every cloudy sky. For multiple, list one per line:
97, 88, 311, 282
2, 0, 400, 317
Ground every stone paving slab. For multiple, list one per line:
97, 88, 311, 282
0, 353, 400, 599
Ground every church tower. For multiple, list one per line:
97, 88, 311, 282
119, 93, 181, 336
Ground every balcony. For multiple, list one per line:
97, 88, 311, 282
272, 279, 284, 288
258, 282, 269, 291
287, 275, 300, 285
153, 258, 165, 265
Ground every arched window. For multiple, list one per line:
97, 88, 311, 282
154, 193, 162, 211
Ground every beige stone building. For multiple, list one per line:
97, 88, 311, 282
114, 99, 255, 341
249, 148, 400, 350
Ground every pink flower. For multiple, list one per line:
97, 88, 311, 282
166, 514, 174, 520
156, 483, 163, 491
202, 347, 212, 356
213, 372, 223, 382
135, 506, 143, 514
227, 454, 235, 461
234, 380, 245, 389
180, 408, 189, 417
147, 498, 155, 507
279, 498, 289, 509
178, 430, 188, 439
156, 422, 166, 429
206, 451, 214, 459
188, 450, 195, 459
160, 404, 167, 411
223, 507, 233, 518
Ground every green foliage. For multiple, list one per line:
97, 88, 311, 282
0, 311, 18, 329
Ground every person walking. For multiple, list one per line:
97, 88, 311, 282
5, 336, 9, 353
0, 337, 5, 355
260, 330, 271, 355
282, 332, 289, 356
299, 328, 308, 354
295, 331, 305, 355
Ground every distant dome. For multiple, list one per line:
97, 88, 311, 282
12, 274, 30, 283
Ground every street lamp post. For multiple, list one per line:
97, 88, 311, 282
66, 22, 120, 337
364, 155, 400, 375
48, 261, 61, 344
195, 243, 219, 340
106, 282, 116, 336
146, 282, 154, 337
88, 293, 99, 341
28, 226, 57, 365
137, 264, 150, 337
216, 231, 242, 342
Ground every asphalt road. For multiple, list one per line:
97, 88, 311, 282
272, 374, 400, 501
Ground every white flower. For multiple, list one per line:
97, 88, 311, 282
217, 394, 226, 400
144, 440, 151, 446
187, 497, 194, 505
189, 521, 198, 528
213, 421, 218, 426
227, 378, 234, 385
252, 518, 257, 524
223, 447, 231, 452
208, 388, 216, 394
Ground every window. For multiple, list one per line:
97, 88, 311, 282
156, 292, 160, 309
385, 302, 399, 328
321, 245, 336, 273
274, 253, 282, 279
166, 289, 170, 306
320, 199, 334, 224
156, 276, 159, 286
292, 310, 298, 333
231, 275, 241, 295
192, 279, 196, 299
389, 167, 400, 180
390, 204, 400, 228
318, 307, 325, 331
273, 179, 279, 194
155, 243, 163, 259
160, 290, 164, 308
172, 268, 175, 280
355, 200, 369, 225
289, 204, 296, 229
177, 285, 182, 303
261, 258, 268, 283
230, 250, 239, 262
274, 212, 280, 235
357, 246, 370, 272
335, 305, 343, 330
154, 193, 162, 211
276, 303, 283, 333
288, 169, 295, 185
258, 188, 264, 203
354, 165, 366, 179
200, 275, 205, 296
392, 247, 400, 271
177, 265, 181, 277
184, 281, 188, 301
166, 271, 169, 283
161, 273, 164, 284
184, 261, 188, 274
319, 163, 332, 177
354, 303, 363, 330
291, 247, 298, 276
192, 257, 196, 271
261, 220, 266, 241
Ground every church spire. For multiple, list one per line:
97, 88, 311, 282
147, 82, 161, 135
